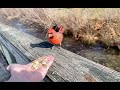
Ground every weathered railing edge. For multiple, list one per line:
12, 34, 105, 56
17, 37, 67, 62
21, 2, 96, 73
0, 23, 120, 82
0, 35, 52, 82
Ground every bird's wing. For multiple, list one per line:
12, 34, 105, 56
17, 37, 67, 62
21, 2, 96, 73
59, 26, 65, 33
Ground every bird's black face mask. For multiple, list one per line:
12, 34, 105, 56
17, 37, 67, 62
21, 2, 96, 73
52, 25, 60, 32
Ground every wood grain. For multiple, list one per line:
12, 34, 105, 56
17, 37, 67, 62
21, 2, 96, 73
0, 23, 120, 82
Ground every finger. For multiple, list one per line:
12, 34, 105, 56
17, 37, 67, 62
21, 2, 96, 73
6, 64, 19, 71
6, 64, 12, 71
28, 55, 54, 75
45, 55, 54, 70
37, 55, 54, 76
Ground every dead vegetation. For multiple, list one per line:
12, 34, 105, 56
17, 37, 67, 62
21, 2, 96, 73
0, 8, 120, 47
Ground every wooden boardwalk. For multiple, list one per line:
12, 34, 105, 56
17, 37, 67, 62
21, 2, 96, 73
0, 50, 11, 81
0, 23, 120, 82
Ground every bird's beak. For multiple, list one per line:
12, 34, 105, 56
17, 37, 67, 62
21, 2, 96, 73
48, 33, 53, 38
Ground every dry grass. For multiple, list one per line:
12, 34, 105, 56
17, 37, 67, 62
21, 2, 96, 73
0, 8, 120, 46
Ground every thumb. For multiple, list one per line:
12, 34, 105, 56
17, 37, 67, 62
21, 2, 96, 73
6, 64, 13, 71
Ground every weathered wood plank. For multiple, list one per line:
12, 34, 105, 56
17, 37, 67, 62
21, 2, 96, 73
0, 43, 17, 64
0, 23, 120, 82
0, 50, 11, 82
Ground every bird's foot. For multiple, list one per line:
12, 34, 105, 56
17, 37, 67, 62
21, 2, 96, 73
57, 46, 62, 51
50, 45, 62, 51
50, 46, 54, 51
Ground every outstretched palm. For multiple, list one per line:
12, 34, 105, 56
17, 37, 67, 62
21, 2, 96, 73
6, 55, 54, 82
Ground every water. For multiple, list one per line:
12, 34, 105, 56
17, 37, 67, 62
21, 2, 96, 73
0, 17, 120, 72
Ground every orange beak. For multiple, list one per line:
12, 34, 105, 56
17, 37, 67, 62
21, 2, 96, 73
48, 33, 53, 38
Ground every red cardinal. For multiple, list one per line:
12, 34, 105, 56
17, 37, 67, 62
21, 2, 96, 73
47, 23, 64, 48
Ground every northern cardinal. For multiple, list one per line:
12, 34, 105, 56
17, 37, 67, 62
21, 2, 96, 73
47, 23, 64, 49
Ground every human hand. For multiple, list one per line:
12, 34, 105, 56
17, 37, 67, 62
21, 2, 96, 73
6, 55, 54, 82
